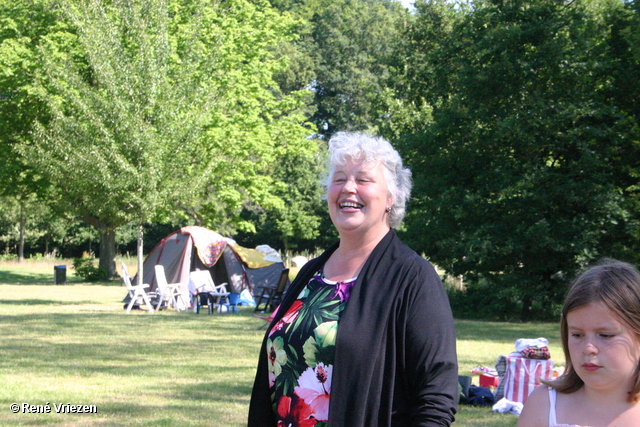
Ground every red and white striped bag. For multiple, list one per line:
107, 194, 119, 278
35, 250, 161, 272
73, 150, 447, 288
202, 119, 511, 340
502, 356, 554, 404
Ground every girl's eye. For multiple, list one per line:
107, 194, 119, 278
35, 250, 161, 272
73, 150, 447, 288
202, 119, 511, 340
570, 333, 583, 338
600, 334, 614, 338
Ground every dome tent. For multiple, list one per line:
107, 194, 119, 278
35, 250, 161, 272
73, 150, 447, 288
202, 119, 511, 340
134, 226, 285, 295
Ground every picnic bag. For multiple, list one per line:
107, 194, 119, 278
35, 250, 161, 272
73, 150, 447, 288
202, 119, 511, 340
466, 386, 495, 407
502, 356, 553, 404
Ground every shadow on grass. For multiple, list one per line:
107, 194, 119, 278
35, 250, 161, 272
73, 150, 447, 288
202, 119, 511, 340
0, 269, 124, 287
1, 310, 259, 426
0, 270, 56, 285
0, 299, 101, 306
174, 377, 253, 402
0, 312, 263, 367
0, 304, 540, 426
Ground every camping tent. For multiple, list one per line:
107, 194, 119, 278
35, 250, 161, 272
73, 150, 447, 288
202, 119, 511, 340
134, 226, 285, 294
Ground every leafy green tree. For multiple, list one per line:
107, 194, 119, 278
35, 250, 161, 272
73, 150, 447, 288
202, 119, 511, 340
0, 197, 22, 256
0, 0, 57, 191
394, 0, 640, 320
0, 195, 73, 259
595, 0, 640, 259
237, 139, 332, 252
267, 0, 409, 139
308, 0, 408, 138
0, 0, 64, 261
16, 0, 315, 277
268, 146, 327, 252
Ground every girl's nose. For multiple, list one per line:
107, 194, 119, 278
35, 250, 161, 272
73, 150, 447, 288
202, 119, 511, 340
583, 341, 598, 355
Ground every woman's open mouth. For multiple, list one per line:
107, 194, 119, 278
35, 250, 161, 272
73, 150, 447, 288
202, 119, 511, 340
340, 201, 363, 209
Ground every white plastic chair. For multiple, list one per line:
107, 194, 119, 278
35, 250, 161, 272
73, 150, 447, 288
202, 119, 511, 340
190, 270, 228, 314
154, 265, 188, 311
122, 263, 155, 313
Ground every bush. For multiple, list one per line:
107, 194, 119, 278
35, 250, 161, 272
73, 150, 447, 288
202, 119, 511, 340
72, 258, 108, 282
447, 279, 562, 322
448, 285, 522, 321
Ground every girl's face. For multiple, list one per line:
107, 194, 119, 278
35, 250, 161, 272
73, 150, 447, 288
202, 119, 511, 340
567, 301, 640, 394
327, 158, 392, 239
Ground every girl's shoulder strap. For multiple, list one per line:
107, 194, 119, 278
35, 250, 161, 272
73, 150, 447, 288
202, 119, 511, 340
548, 386, 557, 426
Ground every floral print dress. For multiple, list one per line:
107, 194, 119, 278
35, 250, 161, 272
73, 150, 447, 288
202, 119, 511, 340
265, 270, 356, 427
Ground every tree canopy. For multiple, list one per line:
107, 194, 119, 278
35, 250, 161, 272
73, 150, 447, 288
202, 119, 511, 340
394, 0, 640, 320
2, 0, 640, 322
4, 0, 317, 275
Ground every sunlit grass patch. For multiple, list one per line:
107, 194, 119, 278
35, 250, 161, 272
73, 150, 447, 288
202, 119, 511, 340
0, 260, 563, 426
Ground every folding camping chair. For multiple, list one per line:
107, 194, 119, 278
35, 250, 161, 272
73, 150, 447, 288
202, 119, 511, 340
154, 265, 189, 311
254, 268, 289, 313
122, 263, 155, 313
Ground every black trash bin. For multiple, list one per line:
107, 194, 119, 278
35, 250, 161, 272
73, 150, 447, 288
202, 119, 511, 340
54, 265, 67, 285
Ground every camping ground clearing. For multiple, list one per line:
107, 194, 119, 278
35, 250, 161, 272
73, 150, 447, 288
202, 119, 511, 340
0, 259, 562, 426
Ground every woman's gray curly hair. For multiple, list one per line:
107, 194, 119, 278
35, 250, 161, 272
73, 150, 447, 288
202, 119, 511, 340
321, 132, 412, 229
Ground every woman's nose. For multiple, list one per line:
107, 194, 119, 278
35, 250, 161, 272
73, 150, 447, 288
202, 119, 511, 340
342, 178, 357, 193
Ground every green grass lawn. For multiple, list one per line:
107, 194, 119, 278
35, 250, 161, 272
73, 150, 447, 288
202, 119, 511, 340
0, 259, 563, 426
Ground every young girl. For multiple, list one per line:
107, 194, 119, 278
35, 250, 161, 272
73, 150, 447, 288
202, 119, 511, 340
517, 259, 640, 427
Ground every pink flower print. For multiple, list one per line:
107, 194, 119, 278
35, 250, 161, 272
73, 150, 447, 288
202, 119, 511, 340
269, 371, 276, 389
277, 395, 317, 427
269, 300, 303, 337
294, 363, 332, 421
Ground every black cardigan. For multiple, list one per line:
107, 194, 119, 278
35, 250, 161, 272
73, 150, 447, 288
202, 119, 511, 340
248, 230, 458, 426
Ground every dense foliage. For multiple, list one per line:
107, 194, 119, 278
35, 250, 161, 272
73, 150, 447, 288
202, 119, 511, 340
1, 0, 317, 275
1, 0, 639, 320
393, 0, 640, 320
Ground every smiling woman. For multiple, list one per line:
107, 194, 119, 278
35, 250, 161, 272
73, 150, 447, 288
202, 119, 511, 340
249, 132, 458, 427
325, 159, 391, 258
323, 132, 411, 232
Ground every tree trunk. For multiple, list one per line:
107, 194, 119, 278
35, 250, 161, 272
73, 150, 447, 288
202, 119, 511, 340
137, 224, 144, 287
99, 228, 118, 278
18, 200, 25, 263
